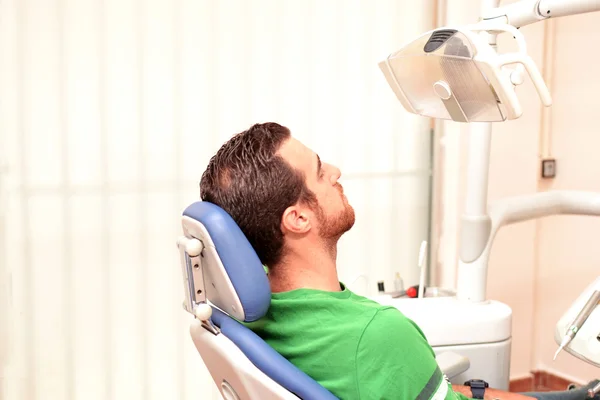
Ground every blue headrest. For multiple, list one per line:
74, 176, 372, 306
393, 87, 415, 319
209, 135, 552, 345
182, 201, 271, 322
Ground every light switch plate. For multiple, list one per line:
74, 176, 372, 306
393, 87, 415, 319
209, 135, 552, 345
541, 159, 556, 179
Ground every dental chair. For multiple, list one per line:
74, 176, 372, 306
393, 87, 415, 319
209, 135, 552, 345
177, 201, 470, 400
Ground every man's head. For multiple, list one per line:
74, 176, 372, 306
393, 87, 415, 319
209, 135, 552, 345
200, 122, 355, 267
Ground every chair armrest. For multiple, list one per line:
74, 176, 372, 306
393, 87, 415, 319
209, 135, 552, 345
436, 352, 470, 379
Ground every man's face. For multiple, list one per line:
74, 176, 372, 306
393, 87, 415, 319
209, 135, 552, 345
278, 137, 355, 239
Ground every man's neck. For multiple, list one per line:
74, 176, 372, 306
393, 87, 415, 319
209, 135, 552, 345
269, 244, 341, 293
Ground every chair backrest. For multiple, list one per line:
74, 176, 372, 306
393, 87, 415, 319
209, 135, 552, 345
179, 201, 338, 400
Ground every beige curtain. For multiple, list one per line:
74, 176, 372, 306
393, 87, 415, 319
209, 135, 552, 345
0, 0, 436, 399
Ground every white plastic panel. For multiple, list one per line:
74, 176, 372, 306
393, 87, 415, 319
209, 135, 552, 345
189, 320, 298, 400
433, 339, 512, 390
372, 296, 513, 346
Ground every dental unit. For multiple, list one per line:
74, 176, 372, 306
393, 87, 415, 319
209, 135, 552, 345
176, 1, 600, 399
378, 0, 600, 390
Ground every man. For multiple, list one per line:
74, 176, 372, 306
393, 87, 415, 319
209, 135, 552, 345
200, 122, 599, 400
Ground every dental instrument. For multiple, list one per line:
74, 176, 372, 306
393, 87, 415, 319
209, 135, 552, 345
378, 0, 600, 388
554, 276, 600, 368
417, 241, 428, 298
554, 289, 600, 360
394, 272, 404, 292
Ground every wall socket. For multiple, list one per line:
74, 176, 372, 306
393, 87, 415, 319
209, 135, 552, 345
541, 159, 556, 178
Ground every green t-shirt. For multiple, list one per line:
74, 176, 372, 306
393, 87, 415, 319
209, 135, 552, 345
244, 283, 471, 400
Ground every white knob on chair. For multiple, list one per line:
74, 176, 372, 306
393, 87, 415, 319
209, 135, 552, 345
195, 303, 213, 321
186, 239, 204, 257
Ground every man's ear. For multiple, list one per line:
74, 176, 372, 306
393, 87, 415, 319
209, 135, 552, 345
281, 205, 311, 234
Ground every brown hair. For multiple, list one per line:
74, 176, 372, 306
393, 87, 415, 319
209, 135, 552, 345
200, 122, 316, 267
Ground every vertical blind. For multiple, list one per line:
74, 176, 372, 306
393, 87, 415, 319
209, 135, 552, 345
0, 0, 436, 399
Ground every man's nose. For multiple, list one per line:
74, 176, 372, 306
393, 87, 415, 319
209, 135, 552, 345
329, 164, 341, 185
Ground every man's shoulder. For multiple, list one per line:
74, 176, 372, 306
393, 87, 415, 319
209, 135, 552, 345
333, 293, 420, 335
360, 305, 420, 337
356, 304, 436, 361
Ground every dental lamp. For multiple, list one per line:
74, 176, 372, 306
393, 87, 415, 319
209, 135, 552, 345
379, 0, 600, 385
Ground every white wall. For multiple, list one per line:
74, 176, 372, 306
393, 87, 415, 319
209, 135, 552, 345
437, 0, 600, 382
489, 8, 600, 383
532, 11, 600, 382
0, 1, 437, 399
